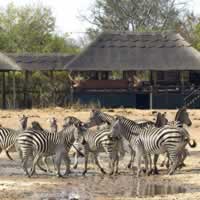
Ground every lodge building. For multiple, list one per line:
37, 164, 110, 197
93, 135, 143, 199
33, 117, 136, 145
1, 31, 200, 109
65, 32, 200, 109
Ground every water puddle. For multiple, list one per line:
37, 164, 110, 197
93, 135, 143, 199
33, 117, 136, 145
21, 176, 188, 200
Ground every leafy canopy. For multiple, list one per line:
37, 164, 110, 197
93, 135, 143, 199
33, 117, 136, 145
0, 3, 79, 53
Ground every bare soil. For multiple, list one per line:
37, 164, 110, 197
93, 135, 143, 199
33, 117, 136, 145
0, 108, 199, 200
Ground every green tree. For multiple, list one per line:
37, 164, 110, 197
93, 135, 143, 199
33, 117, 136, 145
193, 22, 200, 51
0, 3, 79, 53
81, 0, 191, 41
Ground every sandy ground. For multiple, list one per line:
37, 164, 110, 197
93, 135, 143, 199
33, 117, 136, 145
0, 107, 199, 200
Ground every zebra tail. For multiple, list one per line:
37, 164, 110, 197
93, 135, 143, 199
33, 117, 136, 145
188, 139, 197, 148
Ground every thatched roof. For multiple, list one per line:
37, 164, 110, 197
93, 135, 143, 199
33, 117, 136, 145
64, 31, 200, 71
0, 53, 21, 71
2, 53, 75, 71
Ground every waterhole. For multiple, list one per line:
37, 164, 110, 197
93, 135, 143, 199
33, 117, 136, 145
27, 175, 188, 200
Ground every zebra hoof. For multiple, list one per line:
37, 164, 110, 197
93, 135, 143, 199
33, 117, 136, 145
56, 173, 64, 178
147, 169, 153, 176
152, 169, 159, 175
142, 168, 147, 174
73, 165, 78, 169
127, 163, 132, 169
82, 171, 87, 176
100, 169, 106, 174
168, 171, 174, 175
109, 171, 114, 176
160, 163, 164, 167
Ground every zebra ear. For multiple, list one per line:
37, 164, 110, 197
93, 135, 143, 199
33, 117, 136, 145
114, 115, 120, 120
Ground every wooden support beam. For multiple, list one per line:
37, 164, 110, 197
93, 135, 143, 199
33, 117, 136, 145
50, 70, 56, 106
24, 71, 28, 108
1, 71, 6, 109
12, 71, 16, 109
180, 71, 185, 94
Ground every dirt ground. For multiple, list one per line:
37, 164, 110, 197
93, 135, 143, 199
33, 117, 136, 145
0, 107, 200, 200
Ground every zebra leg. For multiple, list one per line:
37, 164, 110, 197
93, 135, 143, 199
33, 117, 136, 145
93, 153, 106, 175
73, 151, 79, 169
54, 152, 64, 177
42, 157, 52, 173
64, 154, 71, 175
168, 152, 180, 175
5, 151, 14, 161
178, 149, 188, 168
160, 153, 167, 167
153, 154, 159, 175
36, 158, 48, 173
135, 145, 144, 177
127, 146, 135, 169
135, 152, 142, 177
147, 154, 153, 175
30, 154, 41, 176
22, 157, 31, 177
82, 151, 89, 175
142, 152, 150, 175
114, 153, 119, 175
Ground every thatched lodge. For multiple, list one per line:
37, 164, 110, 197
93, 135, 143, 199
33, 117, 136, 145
0, 54, 74, 109
65, 31, 200, 109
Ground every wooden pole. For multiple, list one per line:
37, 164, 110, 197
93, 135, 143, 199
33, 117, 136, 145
180, 71, 185, 94
24, 71, 28, 108
2, 71, 6, 109
12, 71, 16, 109
50, 70, 55, 106
150, 85, 153, 109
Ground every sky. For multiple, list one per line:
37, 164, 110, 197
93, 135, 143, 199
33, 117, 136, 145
0, 0, 200, 39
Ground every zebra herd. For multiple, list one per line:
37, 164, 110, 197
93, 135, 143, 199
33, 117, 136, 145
0, 107, 196, 178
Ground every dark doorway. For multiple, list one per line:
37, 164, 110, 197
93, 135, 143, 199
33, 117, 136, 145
136, 94, 150, 109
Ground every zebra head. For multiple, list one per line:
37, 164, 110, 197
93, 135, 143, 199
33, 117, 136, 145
109, 115, 124, 139
155, 112, 168, 127
48, 117, 58, 133
63, 116, 87, 144
63, 116, 84, 127
175, 107, 192, 127
86, 109, 114, 128
31, 121, 44, 131
19, 114, 28, 130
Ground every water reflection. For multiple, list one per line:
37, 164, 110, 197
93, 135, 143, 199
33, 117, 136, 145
136, 179, 186, 197
28, 174, 187, 200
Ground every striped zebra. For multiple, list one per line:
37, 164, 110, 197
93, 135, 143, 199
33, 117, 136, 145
0, 114, 28, 160
65, 116, 121, 175
87, 109, 153, 169
157, 108, 196, 168
48, 117, 58, 133
72, 122, 109, 170
16, 119, 83, 177
110, 116, 190, 176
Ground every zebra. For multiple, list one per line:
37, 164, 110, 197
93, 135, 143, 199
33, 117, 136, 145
0, 114, 28, 161
86, 109, 153, 169
110, 116, 190, 176
71, 122, 109, 170
65, 116, 121, 175
48, 117, 58, 133
157, 108, 196, 168
16, 119, 83, 177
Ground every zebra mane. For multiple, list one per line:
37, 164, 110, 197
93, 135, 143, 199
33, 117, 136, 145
175, 107, 186, 121
92, 110, 114, 124
31, 121, 44, 131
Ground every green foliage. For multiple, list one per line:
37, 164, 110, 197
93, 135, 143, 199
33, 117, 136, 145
193, 23, 200, 51
81, 0, 192, 41
0, 3, 79, 53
